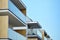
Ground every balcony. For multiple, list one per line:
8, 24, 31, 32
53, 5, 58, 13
0, 0, 26, 26
27, 21, 42, 36
27, 21, 42, 39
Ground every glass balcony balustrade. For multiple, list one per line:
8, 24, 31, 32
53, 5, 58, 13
28, 29, 37, 35
8, 28, 26, 40
8, 0, 26, 24
28, 29, 42, 38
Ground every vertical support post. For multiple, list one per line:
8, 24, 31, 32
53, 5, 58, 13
42, 30, 44, 40
0, 16, 8, 38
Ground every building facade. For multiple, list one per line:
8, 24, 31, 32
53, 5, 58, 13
0, 0, 26, 40
0, 0, 52, 40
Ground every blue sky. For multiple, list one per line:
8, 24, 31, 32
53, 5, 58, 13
22, 0, 60, 40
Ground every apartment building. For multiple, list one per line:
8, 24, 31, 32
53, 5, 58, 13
0, 0, 27, 40
0, 0, 52, 40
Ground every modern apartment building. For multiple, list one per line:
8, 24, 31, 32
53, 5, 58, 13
0, 0, 27, 40
0, 0, 52, 40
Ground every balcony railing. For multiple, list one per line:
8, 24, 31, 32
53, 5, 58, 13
28, 29, 37, 35
28, 29, 42, 38
8, 28, 26, 40
8, 0, 26, 24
